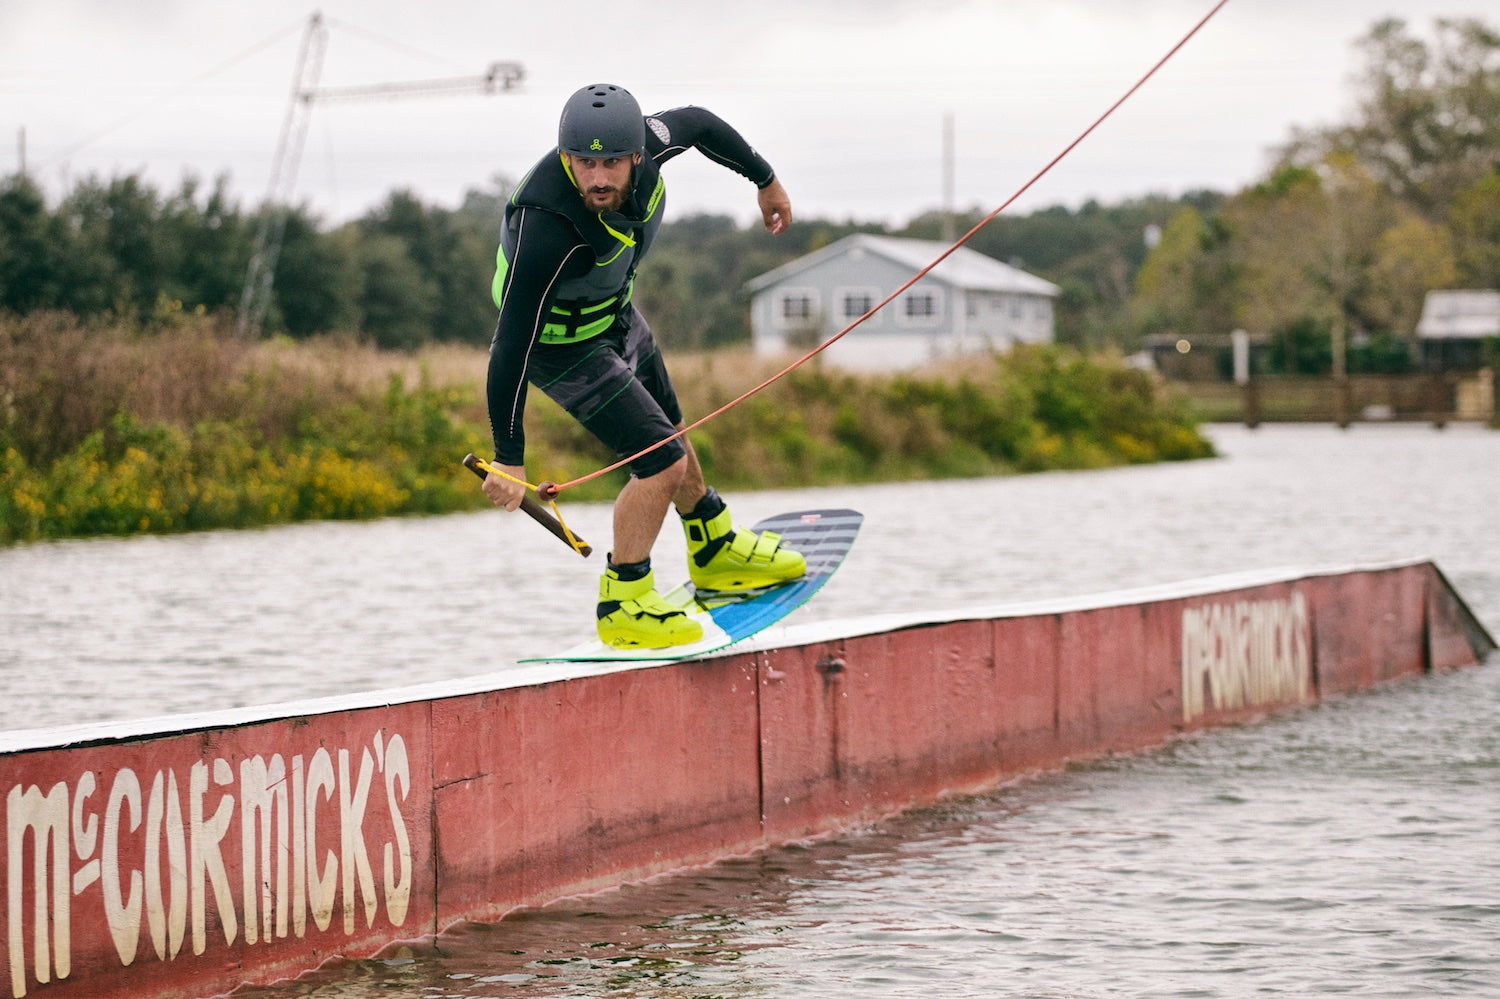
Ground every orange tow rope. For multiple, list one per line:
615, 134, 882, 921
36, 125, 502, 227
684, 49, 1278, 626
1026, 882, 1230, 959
543, 0, 1231, 498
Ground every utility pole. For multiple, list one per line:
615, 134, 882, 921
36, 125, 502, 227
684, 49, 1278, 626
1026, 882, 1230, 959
941, 112, 955, 243
236, 12, 523, 338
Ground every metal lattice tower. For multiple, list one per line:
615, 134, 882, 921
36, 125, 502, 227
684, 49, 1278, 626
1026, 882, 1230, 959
236, 13, 523, 337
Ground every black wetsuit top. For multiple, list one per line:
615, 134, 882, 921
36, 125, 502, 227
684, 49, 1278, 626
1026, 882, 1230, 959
486, 105, 776, 466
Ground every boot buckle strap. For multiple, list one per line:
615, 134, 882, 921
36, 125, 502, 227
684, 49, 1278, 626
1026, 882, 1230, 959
727, 528, 782, 566
621, 592, 685, 621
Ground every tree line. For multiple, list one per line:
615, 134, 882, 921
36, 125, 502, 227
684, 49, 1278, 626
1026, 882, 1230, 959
0, 162, 1204, 354
1130, 17, 1500, 374
1, 17, 1495, 370
0, 170, 511, 349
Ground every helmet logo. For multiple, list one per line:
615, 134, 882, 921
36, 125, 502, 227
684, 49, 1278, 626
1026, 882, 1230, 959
590, 138, 603, 151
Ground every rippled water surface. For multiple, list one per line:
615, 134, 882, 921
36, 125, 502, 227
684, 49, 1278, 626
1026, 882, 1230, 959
235, 664, 1500, 998
3, 424, 1498, 996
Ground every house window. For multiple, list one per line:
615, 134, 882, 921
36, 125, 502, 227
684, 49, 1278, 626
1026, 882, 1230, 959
842, 291, 876, 319
905, 294, 936, 319
780, 292, 815, 323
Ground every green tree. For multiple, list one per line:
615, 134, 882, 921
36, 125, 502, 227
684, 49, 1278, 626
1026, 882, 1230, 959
93, 174, 168, 320
1280, 17, 1500, 218
158, 174, 249, 314
354, 231, 438, 350
913, 193, 1224, 351
50, 177, 127, 316
266, 208, 361, 338
1129, 203, 1238, 342
362, 189, 504, 346
1364, 209, 1457, 334
1449, 169, 1500, 287
1132, 154, 1425, 370
638, 213, 750, 348
1224, 164, 1332, 339
0, 174, 63, 312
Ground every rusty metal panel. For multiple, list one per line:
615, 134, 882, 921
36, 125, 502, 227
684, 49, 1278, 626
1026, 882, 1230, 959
838, 622, 1005, 800
1370, 566, 1431, 681
430, 659, 763, 926
989, 614, 1062, 772
1305, 568, 1427, 693
1056, 605, 1149, 757
1, 704, 433, 999
755, 639, 852, 842
1133, 600, 1190, 744
1053, 603, 1183, 757
759, 621, 1006, 842
1424, 564, 1497, 671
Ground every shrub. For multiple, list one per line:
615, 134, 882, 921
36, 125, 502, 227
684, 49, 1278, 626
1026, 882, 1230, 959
0, 317, 1213, 545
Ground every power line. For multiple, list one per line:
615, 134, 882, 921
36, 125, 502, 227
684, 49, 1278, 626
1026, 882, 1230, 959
34, 16, 307, 172
322, 16, 469, 74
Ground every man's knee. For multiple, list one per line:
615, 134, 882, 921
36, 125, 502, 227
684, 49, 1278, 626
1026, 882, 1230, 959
628, 436, 687, 480
640, 454, 687, 489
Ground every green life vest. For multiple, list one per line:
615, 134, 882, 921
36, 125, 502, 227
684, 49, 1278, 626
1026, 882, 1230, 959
493, 151, 666, 344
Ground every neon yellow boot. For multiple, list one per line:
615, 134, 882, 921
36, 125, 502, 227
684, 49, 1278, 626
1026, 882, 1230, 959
597, 563, 703, 649
681, 488, 806, 593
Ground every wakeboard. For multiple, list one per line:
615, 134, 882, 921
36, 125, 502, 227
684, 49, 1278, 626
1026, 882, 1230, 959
521, 508, 862, 663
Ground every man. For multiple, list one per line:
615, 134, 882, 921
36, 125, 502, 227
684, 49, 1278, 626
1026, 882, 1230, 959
482, 83, 805, 649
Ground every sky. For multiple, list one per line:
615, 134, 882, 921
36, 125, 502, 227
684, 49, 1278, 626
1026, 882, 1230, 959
2, 1, 1496, 230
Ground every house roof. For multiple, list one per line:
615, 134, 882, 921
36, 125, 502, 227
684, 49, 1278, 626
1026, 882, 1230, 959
744, 233, 1060, 297
1416, 290, 1500, 340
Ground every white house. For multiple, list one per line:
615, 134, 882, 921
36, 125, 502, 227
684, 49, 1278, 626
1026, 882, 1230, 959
744, 233, 1060, 372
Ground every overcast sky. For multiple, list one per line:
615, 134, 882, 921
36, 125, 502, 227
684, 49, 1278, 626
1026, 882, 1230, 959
2, 1, 1495, 229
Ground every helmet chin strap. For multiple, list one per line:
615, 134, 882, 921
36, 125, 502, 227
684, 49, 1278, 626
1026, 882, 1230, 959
558, 150, 577, 188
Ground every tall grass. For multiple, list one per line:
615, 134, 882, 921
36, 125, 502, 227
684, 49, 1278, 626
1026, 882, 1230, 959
0, 314, 1212, 545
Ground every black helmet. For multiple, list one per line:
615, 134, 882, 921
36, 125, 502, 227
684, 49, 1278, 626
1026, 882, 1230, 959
558, 83, 645, 158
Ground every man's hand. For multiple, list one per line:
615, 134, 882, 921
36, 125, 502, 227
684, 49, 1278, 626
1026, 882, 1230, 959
482, 463, 528, 512
758, 177, 792, 235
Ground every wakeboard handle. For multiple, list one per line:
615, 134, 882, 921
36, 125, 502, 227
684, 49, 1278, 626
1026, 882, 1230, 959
462, 453, 593, 558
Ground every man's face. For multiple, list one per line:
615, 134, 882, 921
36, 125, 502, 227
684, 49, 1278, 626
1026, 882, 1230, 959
565, 152, 640, 213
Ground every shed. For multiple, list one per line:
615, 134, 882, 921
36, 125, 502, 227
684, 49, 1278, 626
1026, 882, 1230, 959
744, 234, 1060, 372
1415, 289, 1500, 371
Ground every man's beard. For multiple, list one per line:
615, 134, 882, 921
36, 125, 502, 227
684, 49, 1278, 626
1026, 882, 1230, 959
587, 185, 627, 213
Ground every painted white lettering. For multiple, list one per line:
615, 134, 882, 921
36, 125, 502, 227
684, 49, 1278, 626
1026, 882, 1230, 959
7, 781, 70, 997
2, 729, 415, 996
240, 755, 289, 946
101, 770, 143, 966
69, 772, 99, 897
1181, 593, 1310, 721
144, 770, 187, 961
382, 735, 412, 927
338, 748, 377, 934
304, 749, 337, 933
290, 754, 306, 938
189, 760, 237, 954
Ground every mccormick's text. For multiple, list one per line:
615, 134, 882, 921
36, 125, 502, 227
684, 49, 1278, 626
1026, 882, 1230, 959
4, 729, 412, 998
1181, 594, 1311, 721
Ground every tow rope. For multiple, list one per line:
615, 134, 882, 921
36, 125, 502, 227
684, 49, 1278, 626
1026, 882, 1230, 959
483, 0, 1230, 511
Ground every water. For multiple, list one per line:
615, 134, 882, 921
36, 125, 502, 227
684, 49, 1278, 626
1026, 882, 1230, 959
3, 424, 1498, 996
